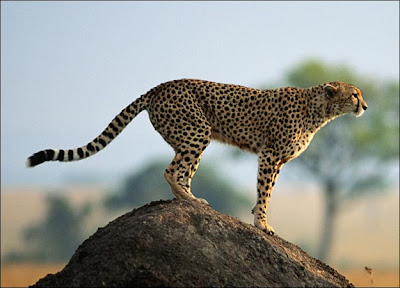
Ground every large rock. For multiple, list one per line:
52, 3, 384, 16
32, 199, 353, 287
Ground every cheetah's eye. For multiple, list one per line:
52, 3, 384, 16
352, 93, 358, 99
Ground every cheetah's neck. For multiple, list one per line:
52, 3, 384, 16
304, 85, 339, 134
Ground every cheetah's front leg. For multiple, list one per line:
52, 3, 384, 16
254, 149, 283, 235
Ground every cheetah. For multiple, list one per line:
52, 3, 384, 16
27, 79, 367, 235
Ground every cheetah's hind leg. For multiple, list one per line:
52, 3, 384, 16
163, 123, 211, 205
149, 93, 211, 205
164, 144, 210, 205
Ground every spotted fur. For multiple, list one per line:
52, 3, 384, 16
27, 79, 367, 234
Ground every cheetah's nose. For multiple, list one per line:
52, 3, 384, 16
362, 105, 368, 111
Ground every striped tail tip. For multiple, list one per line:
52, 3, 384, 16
26, 158, 33, 168
26, 150, 54, 168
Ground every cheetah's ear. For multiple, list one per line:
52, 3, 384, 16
323, 84, 338, 98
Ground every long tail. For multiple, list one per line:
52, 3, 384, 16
26, 94, 149, 168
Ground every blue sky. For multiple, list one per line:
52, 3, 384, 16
1, 1, 399, 189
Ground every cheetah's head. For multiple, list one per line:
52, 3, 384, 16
323, 82, 367, 118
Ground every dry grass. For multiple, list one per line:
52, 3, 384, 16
1, 263, 65, 287
1, 264, 399, 287
341, 268, 399, 287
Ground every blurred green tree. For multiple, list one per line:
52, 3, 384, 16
8, 194, 92, 262
271, 59, 398, 261
104, 159, 252, 218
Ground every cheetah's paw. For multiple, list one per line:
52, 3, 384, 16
262, 226, 275, 236
255, 221, 275, 236
196, 197, 209, 205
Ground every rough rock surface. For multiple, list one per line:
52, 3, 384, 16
32, 199, 353, 287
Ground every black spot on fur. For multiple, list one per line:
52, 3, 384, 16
109, 123, 118, 132
87, 143, 95, 152
68, 150, 74, 161
45, 149, 55, 160
57, 150, 65, 161
115, 117, 123, 127
77, 148, 84, 158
